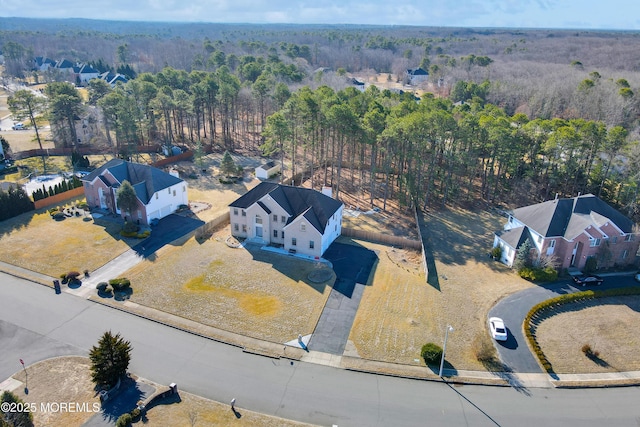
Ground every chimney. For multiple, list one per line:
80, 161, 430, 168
321, 186, 333, 198
169, 169, 179, 178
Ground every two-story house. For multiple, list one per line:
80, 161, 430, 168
229, 183, 343, 258
494, 194, 639, 270
82, 159, 188, 225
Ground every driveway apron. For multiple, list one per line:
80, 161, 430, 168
308, 242, 377, 354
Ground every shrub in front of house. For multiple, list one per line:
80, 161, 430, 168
584, 257, 598, 273
109, 278, 131, 291
518, 266, 558, 282
490, 246, 502, 260
66, 271, 81, 281
420, 343, 443, 366
115, 413, 132, 427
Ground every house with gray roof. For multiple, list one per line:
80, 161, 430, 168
494, 194, 639, 270
81, 159, 188, 225
229, 183, 343, 257
405, 67, 429, 85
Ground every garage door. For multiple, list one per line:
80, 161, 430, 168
160, 205, 172, 218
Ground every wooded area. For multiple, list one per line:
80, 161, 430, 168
2, 19, 640, 218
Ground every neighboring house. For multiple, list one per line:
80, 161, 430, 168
99, 71, 128, 87
229, 183, 343, 257
350, 77, 365, 92
494, 194, 639, 271
34, 56, 55, 71
406, 68, 429, 85
255, 161, 281, 180
72, 64, 100, 85
54, 59, 74, 72
82, 159, 188, 225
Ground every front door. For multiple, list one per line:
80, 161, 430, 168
255, 225, 263, 238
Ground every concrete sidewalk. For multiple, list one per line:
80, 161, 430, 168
3, 259, 640, 390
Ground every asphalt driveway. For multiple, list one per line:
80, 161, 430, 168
489, 274, 638, 373
308, 242, 378, 354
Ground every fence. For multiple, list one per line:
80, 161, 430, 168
33, 186, 85, 210
413, 206, 429, 280
341, 227, 422, 250
194, 211, 230, 240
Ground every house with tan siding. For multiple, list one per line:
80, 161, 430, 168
229, 183, 343, 258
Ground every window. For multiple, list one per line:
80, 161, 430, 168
590, 238, 601, 247
137, 210, 142, 219
173, 190, 176, 196
183, 185, 186, 192
168, 188, 171, 194
309, 241, 315, 249
281, 215, 286, 223
234, 208, 238, 216
612, 236, 618, 244
300, 223, 306, 232
537, 235, 543, 244
549, 240, 555, 248
281, 231, 285, 238
242, 224, 247, 232
622, 250, 629, 259
241, 210, 246, 217
625, 234, 633, 242
234, 223, 239, 232
292, 237, 297, 246
273, 214, 278, 222
273, 230, 278, 238
155, 193, 158, 200
255, 215, 262, 224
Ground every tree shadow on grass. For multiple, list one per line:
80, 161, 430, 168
97, 377, 155, 423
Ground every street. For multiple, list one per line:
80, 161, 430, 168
2, 272, 640, 426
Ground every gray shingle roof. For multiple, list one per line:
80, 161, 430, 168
229, 182, 343, 233
511, 194, 634, 239
82, 159, 183, 204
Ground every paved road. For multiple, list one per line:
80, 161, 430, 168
490, 274, 639, 373
3, 273, 640, 426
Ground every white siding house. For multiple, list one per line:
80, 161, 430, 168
229, 183, 343, 258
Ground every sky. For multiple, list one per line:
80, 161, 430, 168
0, 0, 638, 30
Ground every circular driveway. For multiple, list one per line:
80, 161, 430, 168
489, 274, 638, 373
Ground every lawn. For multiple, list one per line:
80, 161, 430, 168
10, 357, 313, 427
122, 227, 334, 344
349, 207, 534, 371
535, 295, 640, 374
0, 199, 138, 277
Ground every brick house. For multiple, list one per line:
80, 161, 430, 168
82, 159, 188, 225
494, 194, 639, 270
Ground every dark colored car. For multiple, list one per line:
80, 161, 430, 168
572, 274, 604, 286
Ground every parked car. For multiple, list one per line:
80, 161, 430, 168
11, 122, 25, 130
634, 271, 640, 282
489, 317, 508, 341
572, 274, 604, 286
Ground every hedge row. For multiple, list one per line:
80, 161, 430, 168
524, 286, 640, 373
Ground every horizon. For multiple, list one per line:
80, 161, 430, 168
0, 1, 638, 31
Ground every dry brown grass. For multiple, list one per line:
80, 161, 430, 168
0, 199, 137, 276
535, 296, 640, 374
349, 207, 533, 370
9, 357, 313, 427
11, 356, 99, 427
144, 390, 314, 427
122, 227, 333, 343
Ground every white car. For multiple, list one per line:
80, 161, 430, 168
12, 122, 25, 130
489, 317, 508, 341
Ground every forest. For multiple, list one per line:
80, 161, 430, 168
2, 18, 640, 218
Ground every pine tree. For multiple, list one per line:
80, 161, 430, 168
514, 239, 533, 271
1, 391, 34, 427
89, 331, 132, 388
220, 150, 237, 176
116, 180, 138, 220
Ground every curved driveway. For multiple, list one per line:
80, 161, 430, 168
490, 274, 639, 373
3, 273, 640, 426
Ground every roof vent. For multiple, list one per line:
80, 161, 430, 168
322, 186, 333, 198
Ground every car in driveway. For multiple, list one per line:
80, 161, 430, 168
11, 122, 25, 130
489, 317, 508, 341
572, 274, 604, 286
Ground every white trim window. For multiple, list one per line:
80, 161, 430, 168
590, 238, 601, 247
